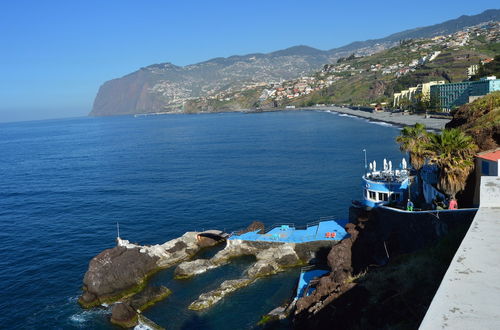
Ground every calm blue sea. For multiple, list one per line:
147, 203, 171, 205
0, 110, 403, 329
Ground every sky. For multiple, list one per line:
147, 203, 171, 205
0, 0, 498, 122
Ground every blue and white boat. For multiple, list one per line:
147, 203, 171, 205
357, 157, 410, 209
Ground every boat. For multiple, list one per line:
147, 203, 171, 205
356, 157, 410, 210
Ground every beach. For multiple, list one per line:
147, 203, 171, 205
317, 106, 451, 131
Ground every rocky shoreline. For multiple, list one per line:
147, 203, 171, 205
78, 222, 337, 327
78, 231, 222, 328
77, 206, 475, 328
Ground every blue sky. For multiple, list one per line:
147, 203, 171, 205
0, 0, 498, 122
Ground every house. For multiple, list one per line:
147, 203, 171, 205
473, 148, 500, 206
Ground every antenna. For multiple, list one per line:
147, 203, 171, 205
116, 222, 120, 239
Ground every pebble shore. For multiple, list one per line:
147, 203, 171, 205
316, 106, 451, 131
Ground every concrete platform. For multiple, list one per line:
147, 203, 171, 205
420, 176, 500, 329
296, 269, 330, 299
229, 219, 349, 243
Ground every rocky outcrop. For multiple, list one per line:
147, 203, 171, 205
184, 240, 334, 310
237, 221, 265, 235
294, 222, 359, 317
110, 302, 138, 328
128, 285, 171, 311
174, 259, 218, 279
188, 279, 253, 310
108, 286, 171, 329
79, 232, 218, 308
247, 244, 301, 277
174, 240, 264, 279
78, 246, 159, 308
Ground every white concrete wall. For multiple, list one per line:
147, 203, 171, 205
420, 176, 500, 329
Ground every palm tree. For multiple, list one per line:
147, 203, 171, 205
425, 129, 478, 200
395, 123, 429, 171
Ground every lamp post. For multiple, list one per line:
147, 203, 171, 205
363, 149, 367, 174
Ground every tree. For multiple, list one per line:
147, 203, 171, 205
396, 123, 430, 171
424, 129, 478, 200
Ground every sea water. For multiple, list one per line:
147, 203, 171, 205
0, 111, 403, 329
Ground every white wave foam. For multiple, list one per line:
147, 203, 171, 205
338, 113, 357, 118
69, 308, 109, 326
369, 121, 395, 127
135, 323, 154, 330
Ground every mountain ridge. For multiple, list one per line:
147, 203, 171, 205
90, 9, 500, 116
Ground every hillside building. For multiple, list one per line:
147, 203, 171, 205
430, 76, 500, 111
467, 64, 479, 78
392, 81, 445, 107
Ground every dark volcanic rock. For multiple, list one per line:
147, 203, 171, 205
129, 285, 172, 311
196, 236, 219, 248
110, 302, 138, 328
78, 246, 159, 308
294, 222, 359, 317
79, 232, 202, 308
237, 221, 265, 235
165, 240, 188, 253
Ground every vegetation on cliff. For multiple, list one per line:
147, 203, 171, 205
346, 223, 469, 329
446, 91, 500, 150
470, 54, 500, 80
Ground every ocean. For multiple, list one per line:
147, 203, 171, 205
0, 110, 404, 329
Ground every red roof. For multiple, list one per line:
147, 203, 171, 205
477, 149, 500, 161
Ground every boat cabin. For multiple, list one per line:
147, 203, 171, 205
360, 158, 410, 209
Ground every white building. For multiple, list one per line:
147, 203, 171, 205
473, 148, 500, 205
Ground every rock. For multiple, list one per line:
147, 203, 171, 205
188, 243, 305, 310
174, 259, 217, 279
79, 232, 203, 308
188, 278, 253, 310
247, 261, 278, 278
247, 244, 301, 277
237, 221, 265, 235
196, 230, 228, 248
196, 236, 219, 248
137, 314, 166, 330
79, 246, 160, 308
127, 232, 202, 268
129, 285, 172, 311
110, 302, 138, 328
294, 220, 360, 317
174, 240, 263, 278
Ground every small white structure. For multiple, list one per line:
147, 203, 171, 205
473, 148, 500, 205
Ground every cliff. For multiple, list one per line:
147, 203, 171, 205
446, 91, 500, 151
89, 48, 334, 116
89, 10, 500, 116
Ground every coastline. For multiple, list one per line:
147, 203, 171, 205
312, 106, 451, 131
132, 106, 451, 131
